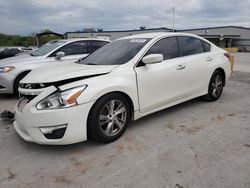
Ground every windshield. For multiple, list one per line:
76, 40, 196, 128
31, 40, 67, 56
79, 38, 151, 65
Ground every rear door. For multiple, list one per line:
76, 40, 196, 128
135, 37, 188, 113
177, 36, 212, 96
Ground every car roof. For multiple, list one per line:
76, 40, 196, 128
119, 32, 205, 40
55, 38, 110, 43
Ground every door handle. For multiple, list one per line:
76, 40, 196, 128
206, 57, 213, 62
176, 64, 186, 70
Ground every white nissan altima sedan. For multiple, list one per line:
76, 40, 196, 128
14, 32, 231, 145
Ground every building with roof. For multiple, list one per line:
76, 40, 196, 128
64, 27, 172, 41
64, 26, 250, 51
179, 26, 250, 51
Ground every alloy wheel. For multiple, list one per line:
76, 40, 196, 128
99, 100, 127, 137
211, 74, 223, 98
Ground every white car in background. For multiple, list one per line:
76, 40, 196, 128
0, 38, 109, 94
14, 32, 231, 145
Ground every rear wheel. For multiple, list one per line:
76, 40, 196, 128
203, 70, 224, 101
88, 93, 131, 143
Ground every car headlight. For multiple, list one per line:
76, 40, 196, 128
0, 66, 15, 73
36, 85, 87, 110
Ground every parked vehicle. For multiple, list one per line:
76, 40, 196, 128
0, 48, 24, 60
14, 33, 231, 145
238, 47, 246, 52
0, 38, 109, 94
0, 48, 5, 53
0, 47, 34, 57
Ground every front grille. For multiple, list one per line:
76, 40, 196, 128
19, 83, 50, 89
0, 84, 5, 89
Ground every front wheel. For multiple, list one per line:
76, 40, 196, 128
203, 70, 224, 101
87, 93, 131, 143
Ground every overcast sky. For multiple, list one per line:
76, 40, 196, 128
0, 0, 250, 35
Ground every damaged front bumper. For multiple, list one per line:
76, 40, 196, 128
14, 86, 95, 145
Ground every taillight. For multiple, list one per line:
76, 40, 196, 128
224, 53, 230, 61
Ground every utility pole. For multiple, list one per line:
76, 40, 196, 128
172, 6, 175, 32
69, 13, 72, 31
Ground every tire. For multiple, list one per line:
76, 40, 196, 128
203, 70, 224, 101
14, 72, 29, 95
87, 93, 131, 143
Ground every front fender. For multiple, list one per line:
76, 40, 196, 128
76, 71, 139, 112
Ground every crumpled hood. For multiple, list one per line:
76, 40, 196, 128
21, 62, 118, 84
0, 54, 42, 66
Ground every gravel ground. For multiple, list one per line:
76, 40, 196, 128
0, 53, 249, 188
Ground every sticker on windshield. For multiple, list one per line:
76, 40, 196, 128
130, 39, 147, 43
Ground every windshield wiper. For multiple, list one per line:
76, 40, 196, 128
86, 63, 97, 65
30, 53, 38, 57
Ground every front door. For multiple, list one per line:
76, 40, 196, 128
135, 37, 187, 113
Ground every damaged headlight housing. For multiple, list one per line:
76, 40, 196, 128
36, 85, 87, 110
0, 66, 15, 73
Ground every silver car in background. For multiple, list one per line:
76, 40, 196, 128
0, 38, 109, 94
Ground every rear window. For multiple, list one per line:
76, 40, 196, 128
201, 40, 211, 52
178, 36, 204, 56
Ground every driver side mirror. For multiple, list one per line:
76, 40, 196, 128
142, 54, 163, 64
55, 51, 65, 59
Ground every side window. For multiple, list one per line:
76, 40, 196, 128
178, 36, 204, 56
145, 37, 180, 60
201, 40, 211, 52
89, 41, 109, 53
50, 41, 88, 57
